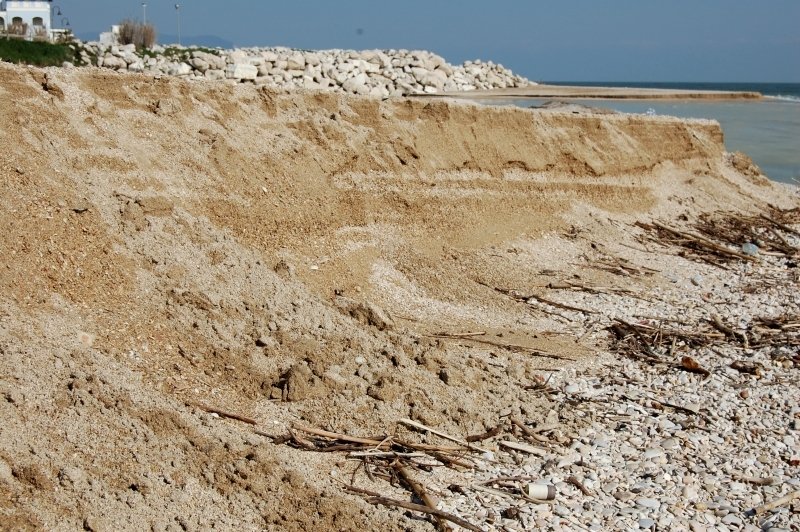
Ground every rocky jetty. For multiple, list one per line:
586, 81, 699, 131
73, 42, 532, 96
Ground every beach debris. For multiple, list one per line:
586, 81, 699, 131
741, 242, 760, 256
679, 356, 711, 378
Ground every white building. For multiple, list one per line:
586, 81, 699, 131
0, 0, 53, 39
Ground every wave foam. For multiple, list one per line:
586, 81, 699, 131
766, 95, 800, 103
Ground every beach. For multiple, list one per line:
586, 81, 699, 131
0, 62, 798, 531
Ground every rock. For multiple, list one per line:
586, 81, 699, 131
660, 438, 679, 449
226, 63, 258, 80
741, 243, 759, 256
205, 69, 226, 81
101, 54, 127, 70
342, 73, 368, 93
286, 52, 305, 70
638, 518, 655, 529
169, 62, 193, 76
635, 497, 660, 510
191, 57, 210, 72
643, 448, 664, 460
721, 514, 742, 526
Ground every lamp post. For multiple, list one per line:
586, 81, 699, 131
141, 2, 147, 25
51, 4, 62, 25
175, 4, 181, 46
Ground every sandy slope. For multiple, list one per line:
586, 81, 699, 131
0, 64, 795, 530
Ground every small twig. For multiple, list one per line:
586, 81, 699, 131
399, 419, 488, 453
509, 417, 552, 444
187, 402, 257, 425
348, 451, 427, 459
498, 440, 548, 457
432, 333, 577, 362
466, 424, 504, 443
566, 476, 593, 496
433, 331, 487, 338
339, 481, 383, 498
367, 496, 484, 532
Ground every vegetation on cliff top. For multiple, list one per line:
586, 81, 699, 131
0, 38, 75, 66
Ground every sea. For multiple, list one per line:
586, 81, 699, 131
488, 82, 800, 184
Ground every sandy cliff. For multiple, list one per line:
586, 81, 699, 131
0, 64, 795, 530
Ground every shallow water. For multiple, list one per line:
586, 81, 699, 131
487, 94, 800, 184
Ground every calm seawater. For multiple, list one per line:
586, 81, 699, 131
491, 82, 800, 184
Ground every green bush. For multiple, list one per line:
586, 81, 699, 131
0, 38, 75, 66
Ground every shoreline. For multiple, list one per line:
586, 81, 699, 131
419, 83, 764, 100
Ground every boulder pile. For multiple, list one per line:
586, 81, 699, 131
74, 42, 533, 96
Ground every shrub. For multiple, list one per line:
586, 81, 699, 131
7, 21, 28, 36
0, 39, 75, 66
118, 19, 156, 49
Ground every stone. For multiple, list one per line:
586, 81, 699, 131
342, 73, 368, 93
635, 497, 660, 510
721, 514, 742, 526
286, 52, 305, 70
169, 62, 193, 76
226, 63, 258, 80
638, 518, 655, 529
205, 69, 226, 81
660, 438, 679, 449
102, 54, 127, 69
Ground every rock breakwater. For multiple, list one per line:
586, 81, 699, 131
74, 42, 532, 96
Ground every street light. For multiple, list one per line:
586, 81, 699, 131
141, 2, 147, 25
175, 4, 181, 46
51, 4, 61, 29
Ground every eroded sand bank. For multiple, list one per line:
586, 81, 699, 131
0, 64, 796, 530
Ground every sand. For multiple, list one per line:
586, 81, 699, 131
0, 63, 796, 530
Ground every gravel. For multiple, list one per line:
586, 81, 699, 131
421, 227, 800, 530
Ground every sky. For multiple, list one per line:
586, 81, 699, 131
58, 0, 800, 82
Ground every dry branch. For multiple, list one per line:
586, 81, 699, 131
754, 489, 800, 515
394, 464, 450, 532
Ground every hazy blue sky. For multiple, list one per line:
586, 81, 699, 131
59, 0, 800, 82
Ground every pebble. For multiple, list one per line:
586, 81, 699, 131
636, 498, 661, 510
661, 438, 679, 449
638, 518, 655, 529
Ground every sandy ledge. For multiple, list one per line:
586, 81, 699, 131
420, 83, 763, 100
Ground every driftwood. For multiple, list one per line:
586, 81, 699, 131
394, 464, 450, 532
754, 489, 800, 515
648, 221, 758, 262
